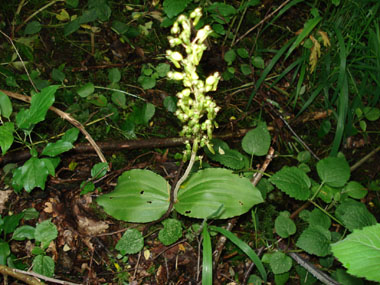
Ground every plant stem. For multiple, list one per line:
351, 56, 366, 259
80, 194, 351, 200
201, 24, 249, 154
173, 150, 197, 202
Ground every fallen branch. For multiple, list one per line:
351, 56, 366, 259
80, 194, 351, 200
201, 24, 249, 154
0, 128, 251, 166
0, 89, 108, 167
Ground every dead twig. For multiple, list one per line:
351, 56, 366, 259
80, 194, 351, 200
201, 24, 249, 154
0, 264, 81, 285
0, 89, 108, 167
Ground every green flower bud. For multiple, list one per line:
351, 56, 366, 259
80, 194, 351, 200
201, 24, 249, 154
171, 51, 183, 61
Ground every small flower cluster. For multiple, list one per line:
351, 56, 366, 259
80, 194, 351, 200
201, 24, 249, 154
166, 8, 220, 159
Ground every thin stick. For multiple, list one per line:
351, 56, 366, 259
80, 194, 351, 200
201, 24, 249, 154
15, 0, 64, 33
232, 0, 292, 47
350, 145, 380, 172
0, 89, 108, 167
0, 30, 37, 92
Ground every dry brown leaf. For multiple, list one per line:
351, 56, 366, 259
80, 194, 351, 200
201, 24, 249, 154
0, 190, 12, 213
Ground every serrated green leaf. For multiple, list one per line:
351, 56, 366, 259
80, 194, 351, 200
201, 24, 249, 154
317, 157, 350, 188
0, 122, 14, 155
0, 91, 13, 119
163, 0, 192, 18
12, 225, 35, 241
237, 48, 249, 58
158, 219, 182, 246
275, 211, 296, 238
269, 166, 311, 200
97, 169, 170, 223
331, 224, 380, 282
51, 68, 65, 82
116, 228, 144, 255
139, 76, 156, 90
111, 92, 126, 107
77, 82, 94, 98
61, 128, 80, 143
308, 208, 331, 229
296, 226, 331, 257
0, 241, 10, 265
175, 168, 263, 219
108, 68, 121, 83
335, 199, 376, 231
91, 162, 108, 179
363, 107, 380, 121
224, 49, 236, 64
42, 141, 73, 157
240, 64, 252, 76
12, 157, 50, 192
3, 213, 24, 235
269, 252, 292, 274
24, 21, 42, 35
163, 96, 177, 112
35, 220, 58, 248
342, 181, 367, 199
242, 122, 271, 156
17, 85, 58, 130
32, 255, 55, 277
251, 56, 264, 69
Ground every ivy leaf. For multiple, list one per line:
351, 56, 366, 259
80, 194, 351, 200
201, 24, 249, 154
335, 199, 376, 231
269, 166, 311, 200
158, 219, 182, 246
116, 229, 144, 255
32, 255, 55, 277
317, 157, 350, 187
0, 122, 14, 155
242, 122, 271, 156
331, 224, 380, 282
296, 226, 331, 257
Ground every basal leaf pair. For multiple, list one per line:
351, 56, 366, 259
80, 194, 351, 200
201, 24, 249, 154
97, 168, 264, 223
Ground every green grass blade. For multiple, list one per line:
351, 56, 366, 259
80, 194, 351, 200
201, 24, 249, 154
285, 16, 322, 60
202, 224, 213, 285
293, 61, 307, 108
269, 56, 305, 89
296, 84, 325, 117
247, 38, 295, 109
330, 27, 348, 156
210, 225, 267, 282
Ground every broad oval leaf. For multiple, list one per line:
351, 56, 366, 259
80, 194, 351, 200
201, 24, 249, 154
242, 122, 271, 156
269, 166, 311, 200
12, 157, 50, 192
175, 168, 263, 219
296, 226, 331, 257
331, 224, 380, 282
0, 241, 10, 265
317, 157, 350, 187
97, 169, 170, 223
77, 82, 95, 98
269, 251, 292, 274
